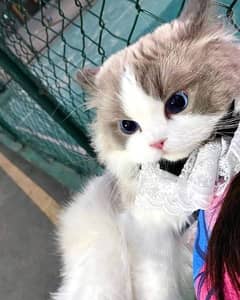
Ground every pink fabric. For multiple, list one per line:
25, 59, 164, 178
194, 184, 240, 299
195, 266, 240, 300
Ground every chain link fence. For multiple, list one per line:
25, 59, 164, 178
0, 0, 239, 188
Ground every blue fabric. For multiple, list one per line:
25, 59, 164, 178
193, 210, 209, 280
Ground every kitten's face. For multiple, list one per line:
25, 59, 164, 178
77, 0, 240, 179
110, 67, 222, 164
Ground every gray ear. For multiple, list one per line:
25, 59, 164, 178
179, 0, 216, 33
76, 67, 100, 91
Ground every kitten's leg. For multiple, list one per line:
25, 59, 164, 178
120, 208, 194, 300
53, 174, 132, 300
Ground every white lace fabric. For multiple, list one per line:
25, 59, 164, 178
135, 124, 240, 216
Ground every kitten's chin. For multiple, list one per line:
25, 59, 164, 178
161, 151, 189, 162
132, 151, 189, 165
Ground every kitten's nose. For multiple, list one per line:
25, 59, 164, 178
150, 139, 166, 150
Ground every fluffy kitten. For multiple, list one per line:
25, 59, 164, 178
54, 0, 240, 299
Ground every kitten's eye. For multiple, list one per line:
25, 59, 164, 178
119, 120, 140, 135
165, 91, 188, 116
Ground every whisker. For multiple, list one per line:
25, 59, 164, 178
215, 125, 239, 130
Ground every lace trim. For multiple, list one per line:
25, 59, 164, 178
135, 125, 240, 216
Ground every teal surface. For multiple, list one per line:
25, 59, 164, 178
0, 0, 186, 178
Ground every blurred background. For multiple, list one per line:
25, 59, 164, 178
0, 0, 239, 299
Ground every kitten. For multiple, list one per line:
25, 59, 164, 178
53, 0, 240, 299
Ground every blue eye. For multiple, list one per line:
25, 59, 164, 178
165, 91, 188, 116
119, 120, 140, 135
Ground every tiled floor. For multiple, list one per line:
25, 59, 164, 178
0, 143, 70, 300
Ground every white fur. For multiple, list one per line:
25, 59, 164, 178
119, 208, 194, 300
54, 172, 194, 300
54, 71, 222, 300
53, 174, 133, 300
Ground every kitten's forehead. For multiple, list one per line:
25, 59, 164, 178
120, 67, 165, 122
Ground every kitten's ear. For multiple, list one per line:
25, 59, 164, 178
76, 67, 100, 92
179, 0, 216, 33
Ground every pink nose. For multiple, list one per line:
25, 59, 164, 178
150, 139, 166, 150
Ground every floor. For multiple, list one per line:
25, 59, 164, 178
0, 143, 70, 300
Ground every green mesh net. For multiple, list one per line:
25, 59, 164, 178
0, 0, 239, 180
